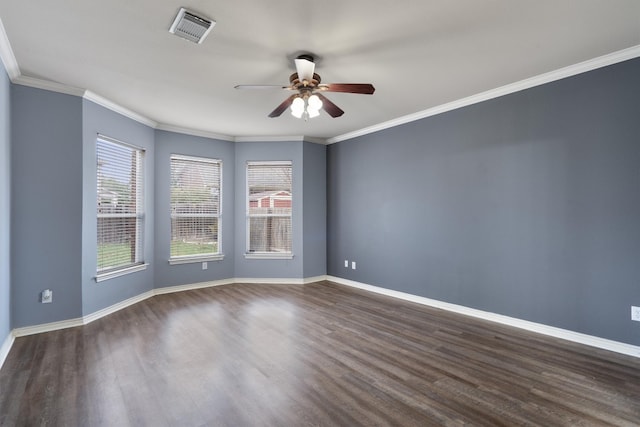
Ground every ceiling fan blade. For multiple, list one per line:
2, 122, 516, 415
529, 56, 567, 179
294, 58, 316, 83
316, 93, 344, 118
235, 85, 290, 90
319, 83, 375, 94
268, 94, 297, 118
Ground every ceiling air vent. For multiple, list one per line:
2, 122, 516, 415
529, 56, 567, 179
169, 8, 215, 44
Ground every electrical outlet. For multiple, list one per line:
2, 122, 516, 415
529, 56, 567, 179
344, 260, 349, 268
352, 261, 356, 270
41, 289, 53, 304
632, 306, 640, 321
202, 261, 208, 270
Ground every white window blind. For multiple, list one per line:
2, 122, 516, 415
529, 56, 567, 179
170, 155, 222, 260
96, 135, 144, 274
247, 161, 292, 254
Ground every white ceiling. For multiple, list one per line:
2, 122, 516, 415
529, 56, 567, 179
0, 1, 639, 141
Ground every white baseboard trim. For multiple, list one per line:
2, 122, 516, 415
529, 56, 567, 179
0, 332, 14, 370
5, 275, 638, 363
326, 276, 640, 359
303, 275, 330, 284
154, 278, 235, 295
13, 317, 84, 338
234, 276, 327, 285
82, 290, 155, 325
6, 276, 329, 342
234, 277, 305, 285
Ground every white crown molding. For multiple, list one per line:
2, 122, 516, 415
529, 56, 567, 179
327, 44, 640, 144
156, 123, 234, 142
35, 38, 640, 146
235, 135, 305, 143
0, 17, 18, 79
234, 135, 328, 145
326, 276, 640, 358
84, 90, 157, 128
303, 137, 329, 145
10, 75, 159, 131
0, 332, 14, 371
2, 14, 639, 147
13, 75, 85, 97
7, 74, 319, 146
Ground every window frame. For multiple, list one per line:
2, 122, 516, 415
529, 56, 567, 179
95, 134, 147, 282
245, 160, 294, 260
168, 154, 224, 265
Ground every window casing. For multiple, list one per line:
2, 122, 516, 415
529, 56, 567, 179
170, 155, 222, 264
246, 161, 293, 258
96, 135, 145, 280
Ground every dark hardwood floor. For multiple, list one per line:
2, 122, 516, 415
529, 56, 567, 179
1, 281, 639, 426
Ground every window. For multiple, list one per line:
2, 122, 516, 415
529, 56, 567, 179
246, 161, 293, 258
96, 135, 145, 280
170, 155, 222, 264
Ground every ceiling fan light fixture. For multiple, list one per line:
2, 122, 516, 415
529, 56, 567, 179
236, 53, 374, 119
291, 97, 305, 118
308, 94, 322, 110
308, 108, 321, 119
290, 95, 323, 120
307, 95, 322, 118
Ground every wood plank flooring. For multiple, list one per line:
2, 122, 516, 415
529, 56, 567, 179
1, 281, 639, 426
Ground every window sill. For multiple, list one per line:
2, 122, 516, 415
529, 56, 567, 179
168, 254, 225, 265
244, 252, 294, 260
95, 263, 148, 282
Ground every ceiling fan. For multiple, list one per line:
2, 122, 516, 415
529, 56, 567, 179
235, 54, 375, 120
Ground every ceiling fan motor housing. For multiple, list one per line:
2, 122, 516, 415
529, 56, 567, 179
289, 73, 321, 88
236, 52, 373, 119
296, 54, 315, 63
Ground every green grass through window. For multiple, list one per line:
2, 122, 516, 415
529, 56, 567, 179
170, 241, 218, 257
98, 243, 134, 270
98, 241, 218, 271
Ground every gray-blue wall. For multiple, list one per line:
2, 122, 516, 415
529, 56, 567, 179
7, 91, 328, 329
303, 141, 327, 278
5, 55, 638, 350
327, 58, 640, 345
153, 130, 235, 287
0, 67, 10, 340
11, 85, 83, 327
81, 99, 155, 315
154, 136, 326, 284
